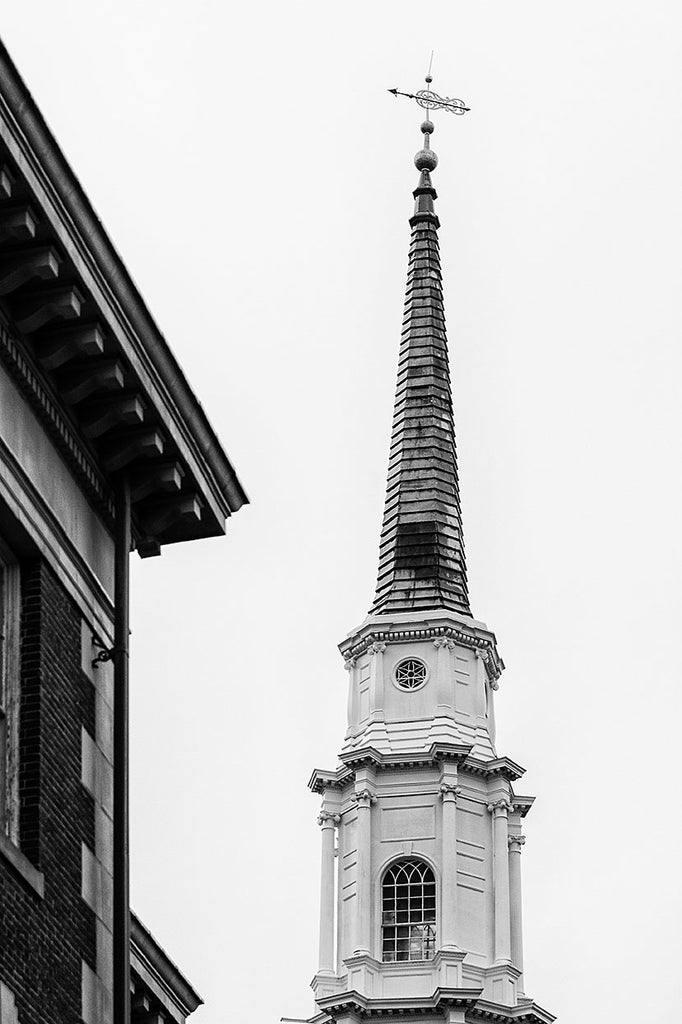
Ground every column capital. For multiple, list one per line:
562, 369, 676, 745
367, 641, 387, 656
344, 655, 357, 671
433, 636, 456, 650
508, 834, 526, 852
487, 798, 513, 818
439, 783, 462, 802
475, 648, 489, 662
354, 788, 377, 808
317, 811, 341, 827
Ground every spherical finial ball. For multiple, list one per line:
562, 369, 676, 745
421, 119, 435, 136
425, 74, 433, 84
415, 148, 438, 171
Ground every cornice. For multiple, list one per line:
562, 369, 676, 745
465, 756, 525, 781
0, 42, 248, 547
309, 767, 352, 793
130, 912, 203, 1017
467, 999, 556, 1024
0, 316, 113, 520
509, 794, 535, 819
309, 747, 526, 794
340, 624, 504, 684
316, 987, 483, 1020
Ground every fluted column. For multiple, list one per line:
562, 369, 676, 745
354, 788, 375, 954
508, 834, 526, 989
488, 799, 512, 963
439, 781, 462, 949
317, 811, 339, 973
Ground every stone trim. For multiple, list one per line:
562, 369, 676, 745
0, 831, 44, 897
0, 434, 115, 626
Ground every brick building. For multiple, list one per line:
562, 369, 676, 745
0, 37, 246, 1024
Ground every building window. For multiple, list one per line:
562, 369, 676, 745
381, 859, 436, 962
0, 542, 20, 843
394, 658, 427, 691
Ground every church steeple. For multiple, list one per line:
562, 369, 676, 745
372, 119, 470, 616
292, 77, 556, 1024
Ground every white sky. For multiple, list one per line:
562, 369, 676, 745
3, 3, 682, 1021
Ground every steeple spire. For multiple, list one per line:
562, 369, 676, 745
372, 114, 470, 616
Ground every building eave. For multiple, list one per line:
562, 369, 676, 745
130, 912, 203, 1020
0, 38, 248, 551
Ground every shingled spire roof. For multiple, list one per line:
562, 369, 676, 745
371, 120, 470, 616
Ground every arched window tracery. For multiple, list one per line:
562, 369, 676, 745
381, 859, 436, 962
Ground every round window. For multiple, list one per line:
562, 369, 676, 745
394, 658, 428, 691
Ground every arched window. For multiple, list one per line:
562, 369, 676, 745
381, 859, 436, 962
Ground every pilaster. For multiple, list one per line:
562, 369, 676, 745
438, 762, 461, 952
353, 769, 376, 956
367, 641, 386, 718
317, 809, 340, 974
508, 833, 526, 992
487, 799, 513, 965
433, 636, 456, 713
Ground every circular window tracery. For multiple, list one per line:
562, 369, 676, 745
394, 658, 428, 691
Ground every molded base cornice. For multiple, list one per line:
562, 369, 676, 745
309, 745, 527, 795
314, 988, 555, 1024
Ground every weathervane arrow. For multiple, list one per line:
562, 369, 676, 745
388, 84, 469, 115
388, 57, 469, 116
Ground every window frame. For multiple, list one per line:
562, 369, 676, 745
380, 857, 437, 963
0, 539, 20, 843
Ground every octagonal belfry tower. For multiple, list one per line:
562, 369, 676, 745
297, 108, 556, 1024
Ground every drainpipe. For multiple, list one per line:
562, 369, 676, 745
113, 474, 131, 1024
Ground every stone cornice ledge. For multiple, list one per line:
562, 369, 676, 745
339, 610, 504, 684
309, 748, 526, 794
131, 912, 202, 1019
464, 755, 526, 782
309, 766, 354, 794
316, 987, 484, 1018
0, 833, 44, 897
468, 998, 556, 1024
510, 794, 535, 818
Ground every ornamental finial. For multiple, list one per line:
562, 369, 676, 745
388, 58, 468, 176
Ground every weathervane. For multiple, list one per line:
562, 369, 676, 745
389, 54, 469, 117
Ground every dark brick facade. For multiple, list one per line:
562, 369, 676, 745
1, 558, 96, 1023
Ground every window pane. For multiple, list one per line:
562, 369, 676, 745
381, 859, 437, 962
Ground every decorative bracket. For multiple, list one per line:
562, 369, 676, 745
91, 634, 118, 669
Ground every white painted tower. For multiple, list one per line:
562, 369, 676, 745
300, 88, 556, 1024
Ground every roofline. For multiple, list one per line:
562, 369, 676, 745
131, 911, 203, 1015
0, 37, 248, 518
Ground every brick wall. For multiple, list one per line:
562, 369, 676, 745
0, 558, 97, 1024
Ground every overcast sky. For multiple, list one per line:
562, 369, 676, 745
3, 3, 681, 1021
